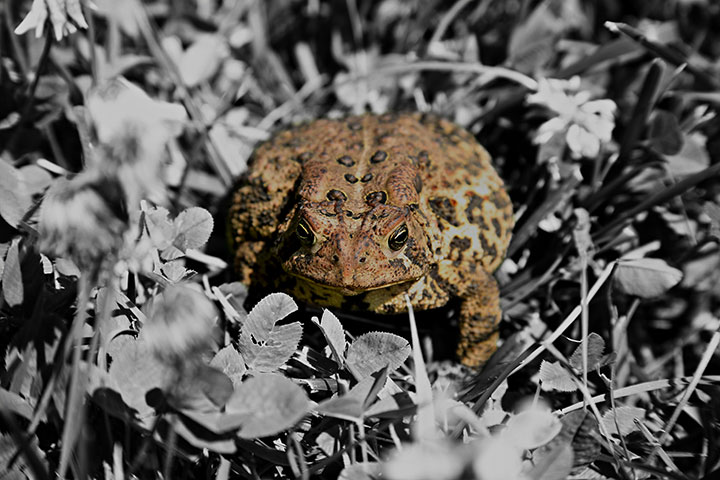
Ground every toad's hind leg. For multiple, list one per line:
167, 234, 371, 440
455, 268, 502, 368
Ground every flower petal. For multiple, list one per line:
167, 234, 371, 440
14, 0, 48, 38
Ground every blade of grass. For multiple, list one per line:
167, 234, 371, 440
558, 375, 720, 415
451, 262, 616, 438
594, 161, 720, 242
404, 294, 436, 441
507, 169, 582, 258
655, 326, 720, 449
605, 22, 720, 90
617, 59, 664, 164
58, 275, 92, 478
556, 37, 641, 79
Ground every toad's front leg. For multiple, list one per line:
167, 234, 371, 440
434, 262, 502, 368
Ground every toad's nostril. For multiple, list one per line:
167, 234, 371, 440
332, 255, 339, 263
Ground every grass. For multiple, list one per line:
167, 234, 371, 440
1, 0, 720, 479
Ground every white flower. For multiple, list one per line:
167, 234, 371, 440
15, 0, 88, 40
528, 77, 616, 159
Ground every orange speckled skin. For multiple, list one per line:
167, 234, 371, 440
228, 113, 513, 367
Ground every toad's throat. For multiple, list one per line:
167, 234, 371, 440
288, 271, 421, 296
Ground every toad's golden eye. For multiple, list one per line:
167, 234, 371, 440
296, 218, 315, 246
388, 224, 408, 251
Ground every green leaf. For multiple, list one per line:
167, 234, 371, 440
526, 443, 574, 480
538, 360, 577, 392
210, 345, 246, 389
569, 333, 606, 371
0, 388, 33, 420
162, 412, 238, 454
177, 35, 228, 87
315, 369, 390, 421
0, 159, 31, 228
238, 293, 302, 372
648, 110, 683, 155
601, 406, 646, 436
226, 373, 310, 439
106, 339, 171, 428
338, 463, 382, 480
2, 238, 23, 307
385, 441, 465, 480
167, 364, 233, 413
505, 409, 562, 449
665, 132, 710, 176
346, 332, 410, 379
314, 310, 346, 365
172, 207, 214, 251
615, 257, 682, 298
144, 206, 174, 250
705, 202, 720, 240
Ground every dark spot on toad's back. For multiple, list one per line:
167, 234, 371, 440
450, 236, 471, 252
337, 155, 355, 167
429, 197, 459, 226
371, 150, 388, 163
327, 189, 347, 202
344, 174, 358, 184
365, 191, 387, 205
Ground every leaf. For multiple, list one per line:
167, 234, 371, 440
505, 409, 562, 450
242, 293, 298, 341
507, 0, 585, 73
601, 406, 646, 436
177, 35, 228, 87
0, 160, 31, 228
538, 361, 577, 392
144, 206, 174, 250
346, 332, 411, 379
338, 463, 382, 480
238, 293, 302, 372
106, 339, 171, 428
2, 238, 23, 307
0, 434, 47, 479
0, 388, 33, 420
314, 310, 346, 365
527, 443, 574, 480
210, 345, 246, 389
162, 412, 238, 454
665, 132, 710, 176
93, 0, 143, 37
385, 441, 465, 480
243, 322, 303, 372
569, 333, 606, 371
167, 364, 233, 413
160, 260, 190, 283
172, 207, 214, 251
648, 111, 683, 155
705, 202, 720, 240
615, 257, 683, 298
225, 373, 310, 439
315, 369, 390, 421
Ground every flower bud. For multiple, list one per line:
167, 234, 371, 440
142, 284, 217, 365
38, 171, 128, 274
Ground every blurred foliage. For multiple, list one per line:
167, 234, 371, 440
2, 0, 720, 479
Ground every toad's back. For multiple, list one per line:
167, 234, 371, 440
228, 112, 513, 367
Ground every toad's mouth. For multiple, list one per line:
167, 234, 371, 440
289, 272, 420, 296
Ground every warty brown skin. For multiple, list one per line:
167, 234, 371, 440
228, 112, 513, 367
